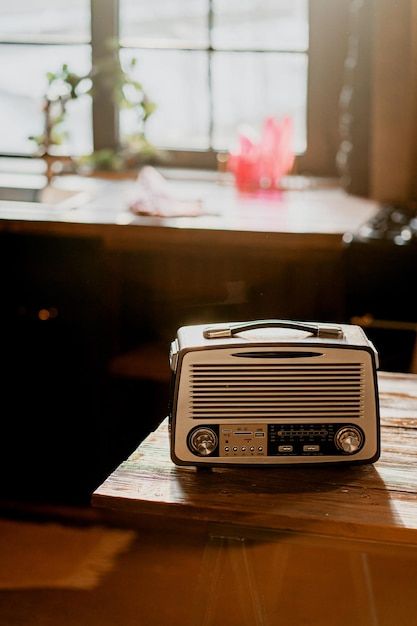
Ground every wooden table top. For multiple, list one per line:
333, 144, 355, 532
0, 173, 378, 252
92, 371, 417, 545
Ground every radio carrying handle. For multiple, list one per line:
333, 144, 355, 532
203, 320, 344, 340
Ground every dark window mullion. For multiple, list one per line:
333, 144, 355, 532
119, 42, 307, 54
90, 0, 119, 152
0, 38, 91, 46
207, 0, 214, 150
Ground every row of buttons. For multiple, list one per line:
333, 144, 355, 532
222, 444, 321, 454
278, 444, 321, 453
224, 446, 264, 453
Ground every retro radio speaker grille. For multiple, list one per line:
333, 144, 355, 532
169, 320, 380, 466
190, 362, 364, 420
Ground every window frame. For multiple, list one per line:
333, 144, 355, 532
0, 0, 350, 177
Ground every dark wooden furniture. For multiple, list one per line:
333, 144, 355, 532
0, 233, 114, 502
0, 177, 380, 503
0, 177, 379, 339
92, 371, 417, 626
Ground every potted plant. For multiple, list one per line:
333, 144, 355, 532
29, 53, 158, 182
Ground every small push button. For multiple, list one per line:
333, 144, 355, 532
303, 444, 320, 453
278, 445, 293, 453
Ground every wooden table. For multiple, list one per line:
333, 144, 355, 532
92, 371, 417, 626
0, 174, 378, 252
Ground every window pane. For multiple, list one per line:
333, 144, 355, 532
120, 0, 208, 47
120, 49, 210, 150
0, 45, 92, 155
0, 0, 90, 41
212, 52, 307, 153
212, 0, 309, 51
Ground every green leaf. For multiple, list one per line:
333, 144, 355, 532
129, 79, 143, 91
28, 134, 46, 146
142, 98, 157, 120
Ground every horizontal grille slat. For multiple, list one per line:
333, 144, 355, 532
191, 391, 362, 396
192, 407, 362, 412
191, 399, 362, 405
191, 379, 358, 389
191, 365, 361, 369
188, 361, 365, 419
190, 372, 360, 382
192, 363, 362, 368
193, 409, 360, 418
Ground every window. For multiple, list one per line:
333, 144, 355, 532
0, 0, 92, 156
0, 0, 349, 175
119, 0, 308, 154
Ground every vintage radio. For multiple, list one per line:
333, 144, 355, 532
169, 320, 380, 466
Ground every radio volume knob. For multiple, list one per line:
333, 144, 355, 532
335, 427, 363, 454
189, 428, 218, 456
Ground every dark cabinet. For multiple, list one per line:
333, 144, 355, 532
0, 233, 113, 503
344, 204, 417, 371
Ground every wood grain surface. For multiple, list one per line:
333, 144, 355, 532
92, 372, 417, 545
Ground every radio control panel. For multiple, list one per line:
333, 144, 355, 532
187, 423, 365, 458
219, 424, 268, 457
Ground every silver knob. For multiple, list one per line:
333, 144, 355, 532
189, 428, 218, 456
335, 427, 363, 454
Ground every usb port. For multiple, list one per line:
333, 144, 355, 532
255, 432, 265, 437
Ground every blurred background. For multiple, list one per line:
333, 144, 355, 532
1, 0, 417, 506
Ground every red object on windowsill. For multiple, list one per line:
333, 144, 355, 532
227, 116, 295, 194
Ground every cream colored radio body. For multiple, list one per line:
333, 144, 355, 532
169, 320, 380, 466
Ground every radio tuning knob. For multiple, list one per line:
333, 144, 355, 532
189, 428, 218, 456
335, 426, 363, 454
